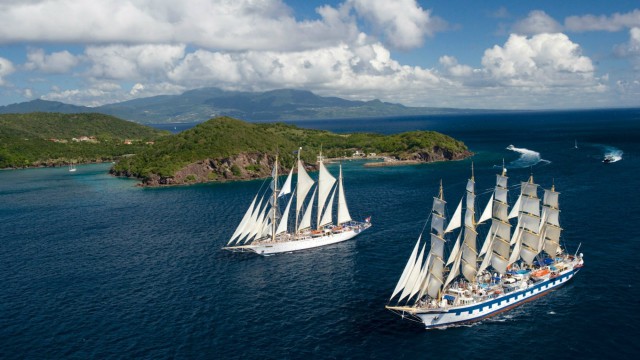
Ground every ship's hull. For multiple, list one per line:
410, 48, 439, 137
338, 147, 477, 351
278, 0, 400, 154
226, 223, 371, 255
414, 267, 581, 329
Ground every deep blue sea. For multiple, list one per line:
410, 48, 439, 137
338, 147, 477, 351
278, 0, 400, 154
2, 109, 640, 359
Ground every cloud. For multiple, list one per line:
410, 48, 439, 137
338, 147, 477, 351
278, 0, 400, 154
84, 44, 186, 80
346, 0, 447, 49
615, 27, 640, 70
565, 9, 640, 32
24, 48, 80, 73
481, 33, 597, 87
0, 57, 15, 85
439, 55, 473, 77
512, 10, 563, 35
0, 0, 361, 52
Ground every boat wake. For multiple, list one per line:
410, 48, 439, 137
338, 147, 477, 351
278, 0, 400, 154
505, 145, 551, 168
602, 146, 623, 163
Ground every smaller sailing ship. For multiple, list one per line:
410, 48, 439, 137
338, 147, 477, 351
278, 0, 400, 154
69, 161, 77, 172
386, 165, 583, 329
223, 148, 371, 255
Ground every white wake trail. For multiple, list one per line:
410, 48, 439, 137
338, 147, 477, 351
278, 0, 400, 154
505, 144, 551, 168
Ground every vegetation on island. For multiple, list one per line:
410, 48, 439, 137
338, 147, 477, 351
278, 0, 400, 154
0, 113, 169, 168
112, 116, 471, 186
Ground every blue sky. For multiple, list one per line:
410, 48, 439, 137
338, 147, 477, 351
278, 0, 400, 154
0, 0, 639, 109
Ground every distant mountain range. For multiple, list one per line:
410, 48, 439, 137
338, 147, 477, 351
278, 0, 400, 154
0, 88, 487, 124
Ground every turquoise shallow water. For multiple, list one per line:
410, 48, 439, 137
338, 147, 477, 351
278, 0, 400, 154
1, 109, 640, 359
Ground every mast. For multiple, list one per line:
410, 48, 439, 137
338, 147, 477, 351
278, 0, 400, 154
421, 180, 447, 299
509, 175, 541, 266
294, 148, 315, 234
316, 149, 336, 229
541, 184, 562, 257
460, 165, 477, 282
271, 155, 278, 242
478, 164, 511, 274
337, 164, 352, 225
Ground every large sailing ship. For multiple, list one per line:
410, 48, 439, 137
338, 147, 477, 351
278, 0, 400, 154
386, 165, 584, 329
223, 149, 371, 255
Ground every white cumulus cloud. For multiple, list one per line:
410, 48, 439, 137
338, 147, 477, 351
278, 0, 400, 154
0, 0, 361, 52
24, 48, 80, 73
565, 9, 640, 32
512, 10, 563, 35
0, 57, 16, 85
84, 44, 186, 80
347, 0, 447, 49
481, 33, 596, 87
615, 27, 640, 70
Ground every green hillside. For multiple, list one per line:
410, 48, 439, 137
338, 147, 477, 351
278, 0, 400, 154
0, 112, 169, 168
113, 116, 471, 185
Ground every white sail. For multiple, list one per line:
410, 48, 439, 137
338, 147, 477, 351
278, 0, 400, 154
408, 250, 431, 301
541, 187, 562, 257
521, 196, 540, 216
445, 199, 463, 233
543, 188, 559, 209
446, 231, 461, 266
508, 194, 521, 219
278, 168, 293, 197
317, 161, 337, 228
319, 188, 336, 227
337, 165, 352, 225
399, 244, 427, 302
443, 250, 461, 289
298, 188, 316, 231
295, 158, 315, 229
425, 256, 445, 299
460, 177, 477, 282
390, 235, 421, 300
245, 197, 269, 243
275, 194, 294, 235
477, 194, 493, 225
443, 232, 462, 289
228, 195, 257, 245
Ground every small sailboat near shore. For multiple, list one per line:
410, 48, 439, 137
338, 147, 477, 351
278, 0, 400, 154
223, 149, 371, 255
69, 161, 77, 172
386, 166, 583, 329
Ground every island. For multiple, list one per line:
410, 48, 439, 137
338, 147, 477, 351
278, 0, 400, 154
111, 116, 472, 187
0, 112, 169, 168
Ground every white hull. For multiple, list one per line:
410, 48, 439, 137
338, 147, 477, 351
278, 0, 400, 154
389, 263, 582, 329
225, 223, 371, 255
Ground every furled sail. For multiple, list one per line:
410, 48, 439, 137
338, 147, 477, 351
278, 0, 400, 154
317, 160, 337, 229
336, 164, 352, 225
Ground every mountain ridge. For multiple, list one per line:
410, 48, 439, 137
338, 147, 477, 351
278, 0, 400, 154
0, 88, 490, 124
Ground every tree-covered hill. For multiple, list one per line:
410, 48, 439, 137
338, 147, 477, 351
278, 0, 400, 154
0, 112, 169, 168
113, 116, 471, 186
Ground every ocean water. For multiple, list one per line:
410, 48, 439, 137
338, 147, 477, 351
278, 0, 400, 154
1, 109, 639, 359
